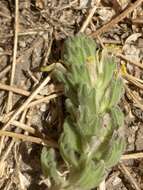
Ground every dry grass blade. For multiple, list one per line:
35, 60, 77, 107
123, 73, 143, 89
0, 30, 47, 39
27, 69, 39, 84
121, 152, 143, 160
0, 66, 11, 79
0, 130, 58, 148
125, 85, 143, 111
0, 117, 35, 134
0, 82, 43, 99
0, 110, 32, 177
6, 0, 19, 112
90, 0, 143, 37
132, 18, 143, 24
119, 163, 141, 190
0, 11, 11, 20
43, 37, 53, 66
25, 93, 62, 109
0, 92, 62, 131
79, 5, 98, 33
0, 140, 15, 163
0, 82, 63, 98
3, 75, 50, 130
0, 140, 15, 180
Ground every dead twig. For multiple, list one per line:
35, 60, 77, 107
90, 0, 143, 38
0, 66, 11, 79
43, 34, 53, 66
0, 116, 35, 134
0, 130, 58, 148
25, 93, 62, 109
0, 82, 43, 99
0, 82, 63, 98
27, 69, 39, 84
79, 5, 98, 33
0, 140, 15, 163
121, 152, 143, 160
0, 29, 50, 39
132, 18, 143, 24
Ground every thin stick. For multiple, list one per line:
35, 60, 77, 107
125, 73, 143, 84
119, 163, 141, 190
43, 37, 53, 66
125, 85, 143, 111
0, 110, 30, 169
6, 0, 19, 112
25, 93, 62, 109
90, 0, 143, 38
132, 18, 143, 24
79, 5, 98, 33
117, 53, 143, 69
121, 152, 143, 160
0, 66, 11, 79
0, 93, 62, 131
0, 140, 15, 163
0, 82, 63, 98
0, 130, 58, 148
0, 11, 11, 20
123, 74, 143, 89
27, 69, 39, 84
0, 82, 43, 99
0, 116, 35, 134
3, 75, 50, 130
0, 29, 50, 39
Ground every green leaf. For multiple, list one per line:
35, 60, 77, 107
80, 161, 105, 189
104, 137, 126, 168
78, 85, 97, 114
59, 118, 82, 167
70, 160, 105, 190
60, 140, 79, 168
109, 79, 124, 108
65, 99, 77, 120
63, 118, 82, 152
41, 148, 61, 184
99, 87, 111, 113
101, 54, 116, 89
111, 106, 124, 129
62, 34, 96, 67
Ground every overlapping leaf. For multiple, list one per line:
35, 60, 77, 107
41, 34, 125, 190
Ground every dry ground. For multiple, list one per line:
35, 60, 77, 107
0, 0, 143, 189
